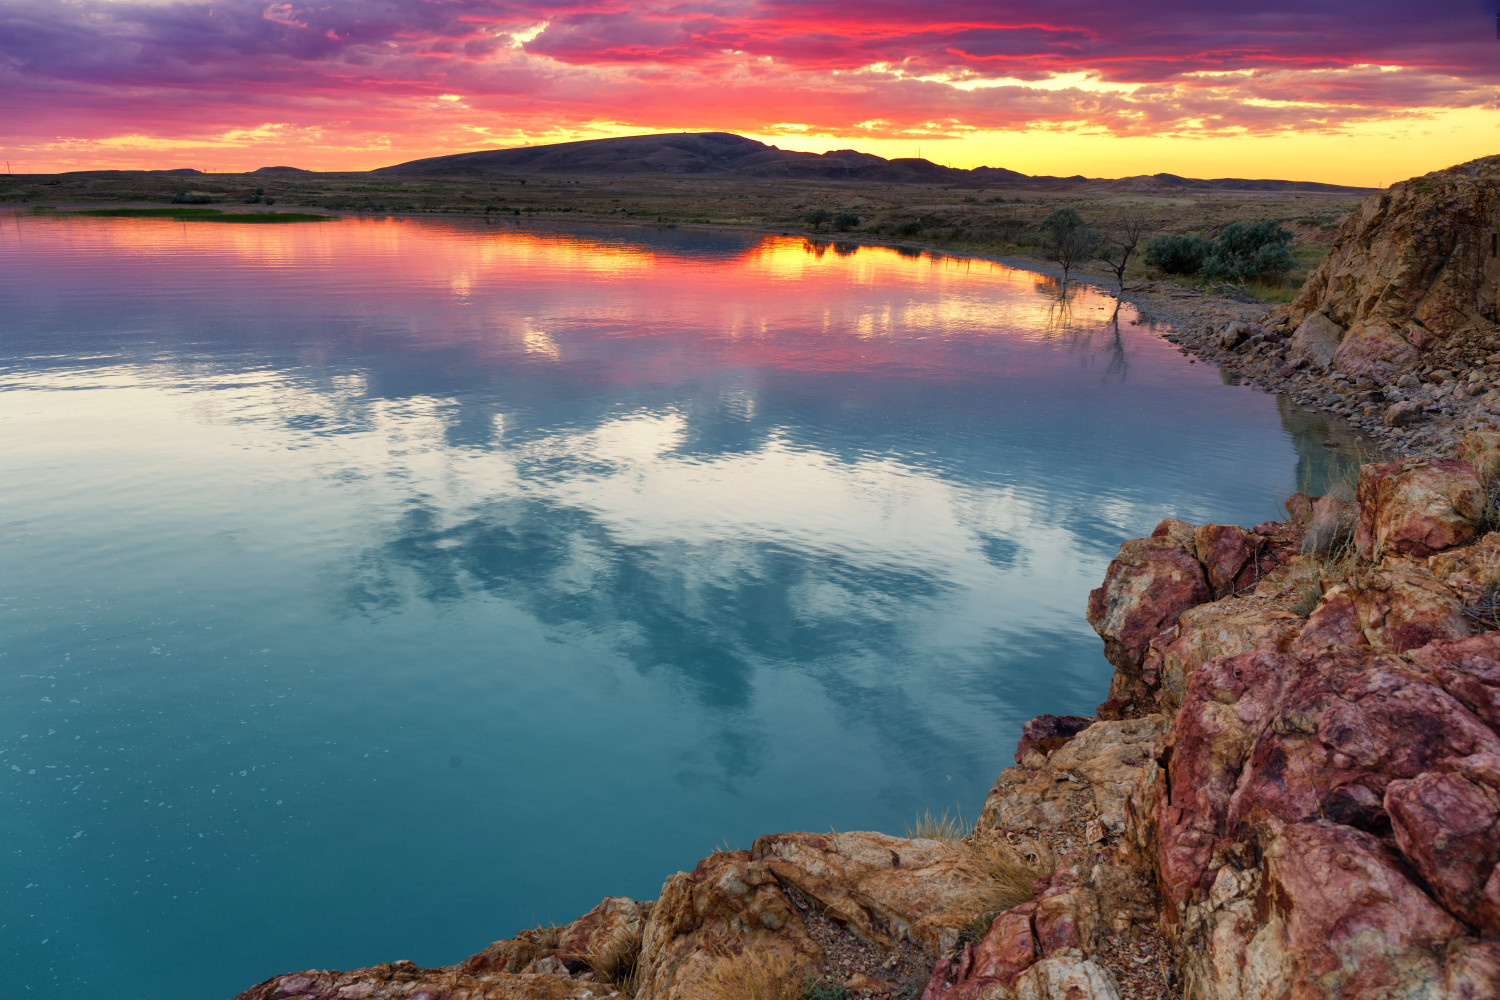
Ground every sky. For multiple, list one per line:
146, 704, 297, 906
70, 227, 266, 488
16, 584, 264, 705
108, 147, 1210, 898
1, 0, 1498, 184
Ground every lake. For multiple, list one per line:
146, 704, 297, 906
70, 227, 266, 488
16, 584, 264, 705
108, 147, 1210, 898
0, 213, 1358, 999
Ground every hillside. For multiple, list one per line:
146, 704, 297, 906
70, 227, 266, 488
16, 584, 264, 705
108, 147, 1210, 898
375, 131, 1369, 193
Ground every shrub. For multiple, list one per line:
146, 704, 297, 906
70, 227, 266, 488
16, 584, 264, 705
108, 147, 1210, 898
1201, 220, 1296, 284
1144, 234, 1214, 275
1038, 207, 1101, 284
832, 212, 860, 232
804, 208, 832, 231
895, 220, 923, 237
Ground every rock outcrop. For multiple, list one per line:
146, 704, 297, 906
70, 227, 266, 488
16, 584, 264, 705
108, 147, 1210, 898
233, 437, 1500, 1000
1287, 154, 1500, 379
1138, 156, 1500, 460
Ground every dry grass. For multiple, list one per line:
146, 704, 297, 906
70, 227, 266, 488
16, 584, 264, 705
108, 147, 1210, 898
585, 924, 643, 996
704, 948, 804, 1000
905, 807, 970, 841
954, 833, 1053, 915
1291, 582, 1324, 617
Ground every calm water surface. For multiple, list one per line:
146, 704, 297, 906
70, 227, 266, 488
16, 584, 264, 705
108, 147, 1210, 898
0, 214, 1358, 999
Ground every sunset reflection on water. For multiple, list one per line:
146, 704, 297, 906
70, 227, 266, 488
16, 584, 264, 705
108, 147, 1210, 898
0, 213, 1359, 1000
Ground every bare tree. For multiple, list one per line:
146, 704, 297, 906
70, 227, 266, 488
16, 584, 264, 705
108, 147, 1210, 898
1039, 208, 1102, 288
1095, 215, 1153, 296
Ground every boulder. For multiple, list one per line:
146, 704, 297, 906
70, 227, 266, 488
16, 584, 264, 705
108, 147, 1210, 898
1339, 566, 1471, 653
1300, 492, 1357, 555
1291, 585, 1369, 655
1155, 595, 1301, 713
1287, 312, 1344, 370
1217, 322, 1250, 349
1013, 956, 1121, 1000
1331, 319, 1418, 379
461, 896, 648, 979
1385, 758, 1500, 931
751, 830, 1014, 955
1384, 399, 1425, 427
980, 718, 1165, 838
1354, 457, 1484, 559
1086, 529, 1210, 709
1461, 428, 1500, 480
1193, 523, 1257, 596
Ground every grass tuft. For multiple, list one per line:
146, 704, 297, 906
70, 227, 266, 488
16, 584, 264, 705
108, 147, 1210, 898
1291, 582, 1324, 617
703, 949, 803, 1000
586, 924, 643, 997
952, 833, 1052, 917
905, 807, 970, 841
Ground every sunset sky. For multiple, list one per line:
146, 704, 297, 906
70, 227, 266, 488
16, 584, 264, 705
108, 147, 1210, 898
2, 0, 1498, 184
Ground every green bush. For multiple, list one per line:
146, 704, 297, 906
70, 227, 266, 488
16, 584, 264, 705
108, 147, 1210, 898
1144, 234, 1214, 275
804, 208, 832, 231
833, 212, 861, 232
895, 220, 924, 237
1201, 220, 1296, 283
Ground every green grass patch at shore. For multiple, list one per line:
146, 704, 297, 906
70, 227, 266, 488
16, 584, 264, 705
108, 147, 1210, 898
29, 207, 333, 223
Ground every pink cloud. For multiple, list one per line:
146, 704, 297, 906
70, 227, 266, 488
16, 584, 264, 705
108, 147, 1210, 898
1, 0, 1495, 169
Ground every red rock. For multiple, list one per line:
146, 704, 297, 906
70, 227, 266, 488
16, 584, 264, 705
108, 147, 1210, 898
1408, 631, 1500, 729
1086, 535, 1210, 678
1291, 586, 1368, 655
1254, 822, 1464, 994
1354, 457, 1484, 559
1156, 596, 1301, 714
1283, 493, 1315, 524
968, 903, 1038, 984
1386, 759, 1500, 930
1194, 523, 1255, 596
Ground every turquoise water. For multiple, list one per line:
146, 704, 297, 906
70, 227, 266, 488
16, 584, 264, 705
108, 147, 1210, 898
0, 214, 1356, 999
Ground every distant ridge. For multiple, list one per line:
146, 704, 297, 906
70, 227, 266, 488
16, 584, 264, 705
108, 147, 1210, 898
252, 165, 311, 174
376, 131, 1371, 193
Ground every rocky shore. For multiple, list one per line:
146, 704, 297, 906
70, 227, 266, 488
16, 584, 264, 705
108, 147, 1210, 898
229, 157, 1500, 1000
1125, 154, 1500, 460
230, 447, 1500, 1000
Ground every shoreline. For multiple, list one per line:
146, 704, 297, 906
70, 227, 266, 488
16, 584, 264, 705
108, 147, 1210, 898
10, 199, 1407, 461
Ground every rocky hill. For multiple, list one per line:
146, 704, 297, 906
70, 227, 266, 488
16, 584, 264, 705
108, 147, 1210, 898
375, 131, 1368, 193
229, 436, 1500, 1000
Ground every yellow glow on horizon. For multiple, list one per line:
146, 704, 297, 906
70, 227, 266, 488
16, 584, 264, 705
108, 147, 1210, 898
7, 106, 1496, 188
746, 107, 1500, 188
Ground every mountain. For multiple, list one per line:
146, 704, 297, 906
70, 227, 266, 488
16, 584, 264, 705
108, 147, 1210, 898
375, 131, 1371, 192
